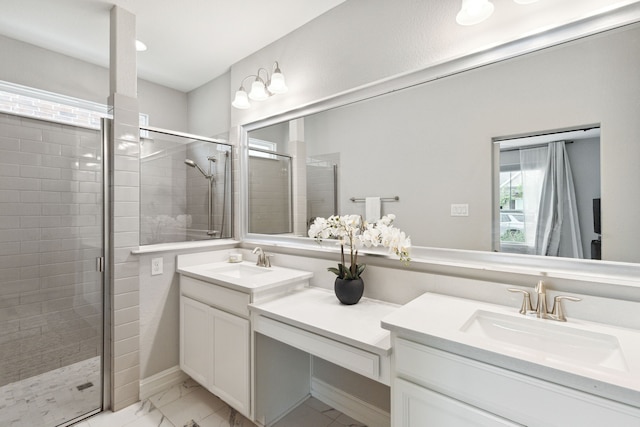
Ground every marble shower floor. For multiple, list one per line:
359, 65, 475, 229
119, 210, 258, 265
0, 356, 102, 427
75, 378, 367, 427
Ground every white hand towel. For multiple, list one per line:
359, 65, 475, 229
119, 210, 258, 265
365, 197, 381, 222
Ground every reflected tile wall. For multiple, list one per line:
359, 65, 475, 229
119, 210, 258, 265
248, 156, 291, 234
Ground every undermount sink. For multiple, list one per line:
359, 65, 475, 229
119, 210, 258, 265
460, 310, 628, 372
177, 260, 314, 293
207, 263, 270, 279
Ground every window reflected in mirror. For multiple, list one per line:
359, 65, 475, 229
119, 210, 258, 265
496, 128, 600, 259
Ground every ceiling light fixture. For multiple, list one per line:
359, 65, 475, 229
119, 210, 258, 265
232, 61, 288, 109
456, 0, 539, 26
456, 0, 495, 26
135, 40, 147, 52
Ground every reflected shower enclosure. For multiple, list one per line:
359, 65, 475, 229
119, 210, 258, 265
248, 149, 293, 235
140, 128, 232, 245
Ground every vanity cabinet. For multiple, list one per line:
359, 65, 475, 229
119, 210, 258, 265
391, 338, 640, 427
179, 276, 251, 417
177, 260, 314, 423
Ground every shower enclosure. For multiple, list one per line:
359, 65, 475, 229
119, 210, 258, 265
306, 154, 339, 226
139, 127, 232, 245
247, 148, 293, 234
0, 112, 104, 426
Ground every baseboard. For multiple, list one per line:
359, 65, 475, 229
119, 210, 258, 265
311, 377, 390, 427
139, 365, 189, 400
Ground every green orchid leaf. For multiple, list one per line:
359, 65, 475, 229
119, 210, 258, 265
327, 267, 341, 276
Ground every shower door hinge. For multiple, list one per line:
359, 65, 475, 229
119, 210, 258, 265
97, 256, 105, 272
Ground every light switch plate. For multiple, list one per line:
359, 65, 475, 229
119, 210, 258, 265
451, 203, 469, 217
151, 257, 163, 275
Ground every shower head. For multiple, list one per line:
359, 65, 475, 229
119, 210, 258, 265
184, 159, 210, 178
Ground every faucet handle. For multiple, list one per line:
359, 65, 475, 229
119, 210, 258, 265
508, 288, 534, 315
550, 295, 581, 322
265, 254, 273, 268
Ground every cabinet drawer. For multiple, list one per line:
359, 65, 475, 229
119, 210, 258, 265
181, 275, 250, 317
395, 338, 640, 427
394, 377, 522, 426
255, 315, 387, 384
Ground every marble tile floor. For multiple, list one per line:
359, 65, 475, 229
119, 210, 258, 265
74, 379, 367, 427
0, 356, 102, 427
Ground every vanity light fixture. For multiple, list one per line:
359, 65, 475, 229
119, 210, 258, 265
232, 61, 288, 109
456, 0, 539, 26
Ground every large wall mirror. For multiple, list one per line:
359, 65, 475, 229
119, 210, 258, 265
246, 20, 640, 265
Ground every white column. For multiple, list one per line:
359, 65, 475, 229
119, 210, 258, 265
289, 118, 307, 236
109, 5, 141, 412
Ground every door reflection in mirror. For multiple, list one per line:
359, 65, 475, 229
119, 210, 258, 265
307, 153, 339, 229
496, 128, 600, 259
248, 138, 293, 234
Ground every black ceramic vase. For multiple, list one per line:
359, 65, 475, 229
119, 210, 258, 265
334, 277, 364, 305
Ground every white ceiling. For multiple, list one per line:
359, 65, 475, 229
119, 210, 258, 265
0, 0, 346, 92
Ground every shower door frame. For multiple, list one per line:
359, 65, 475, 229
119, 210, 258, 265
101, 118, 112, 415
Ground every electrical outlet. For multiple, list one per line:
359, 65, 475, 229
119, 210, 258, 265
151, 257, 163, 275
451, 203, 469, 217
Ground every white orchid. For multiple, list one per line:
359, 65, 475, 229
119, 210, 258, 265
308, 214, 411, 279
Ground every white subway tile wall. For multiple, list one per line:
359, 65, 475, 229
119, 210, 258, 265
110, 92, 141, 411
248, 156, 292, 234
307, 154, 339, 225
185, 140, 232, 240
0, 112, 103, 388
140, 134, 232, 245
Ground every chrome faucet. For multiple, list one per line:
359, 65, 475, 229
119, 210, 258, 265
508, 280, 581, 322
252, 247, 272, 267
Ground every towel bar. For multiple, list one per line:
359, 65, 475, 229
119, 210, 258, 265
350, 196, 399, 202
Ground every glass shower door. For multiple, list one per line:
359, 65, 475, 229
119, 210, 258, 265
0, 112, 104, 426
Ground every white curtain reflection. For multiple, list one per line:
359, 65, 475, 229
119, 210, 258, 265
535, 141, 584, 258
519, 146, 547, 253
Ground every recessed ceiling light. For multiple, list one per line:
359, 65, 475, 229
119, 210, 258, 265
135, 40, 147, 52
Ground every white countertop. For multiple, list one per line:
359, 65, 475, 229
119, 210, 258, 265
177, 261, 313, 294
381, 292, 640, 408
249, 287, 399, 356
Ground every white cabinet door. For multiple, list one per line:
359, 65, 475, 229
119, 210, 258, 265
180, 295, 213, 387
211, 306, 250, 416
394, 378, 523, 427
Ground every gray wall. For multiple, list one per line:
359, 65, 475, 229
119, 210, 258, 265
187, 72, 231, 138
0, 34, 189, 132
